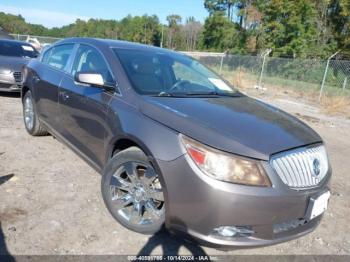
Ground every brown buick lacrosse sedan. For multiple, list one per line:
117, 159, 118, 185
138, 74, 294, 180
22, 38, 331, 248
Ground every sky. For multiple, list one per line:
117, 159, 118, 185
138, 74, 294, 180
0, 0, 209, 28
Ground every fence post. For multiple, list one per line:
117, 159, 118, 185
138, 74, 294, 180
219, 55, 224, 74
256, 49, 271, 89
343, 77, 348, 91
319, 51, 340, 101
219, 50, 229, 75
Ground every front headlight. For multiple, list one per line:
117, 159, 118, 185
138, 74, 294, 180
180, 134, 271, 187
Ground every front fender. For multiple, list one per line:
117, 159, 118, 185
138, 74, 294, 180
105, 97, 185, 165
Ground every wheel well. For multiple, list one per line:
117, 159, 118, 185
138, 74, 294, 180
112, 139, 140, 156
21, 86, 29, 100
110, 138, 167, 203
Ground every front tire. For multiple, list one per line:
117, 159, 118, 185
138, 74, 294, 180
101, 147, 165, 234
22, 91, 48, 136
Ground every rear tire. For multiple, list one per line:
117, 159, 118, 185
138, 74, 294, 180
22, 90, 48, 136
101, 147, 165, 235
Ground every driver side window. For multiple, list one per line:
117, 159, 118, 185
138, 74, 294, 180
72, 45, 114, 84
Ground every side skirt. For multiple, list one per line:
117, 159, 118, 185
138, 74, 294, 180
40, 118, 103, 174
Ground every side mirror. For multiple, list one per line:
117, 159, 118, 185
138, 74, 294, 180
75, 72, 105, 87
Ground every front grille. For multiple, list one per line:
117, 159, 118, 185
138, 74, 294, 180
13, 72, 22, 87
271, 145, 329, 189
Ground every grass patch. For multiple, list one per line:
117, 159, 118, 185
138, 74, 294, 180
211, 67, 350, 118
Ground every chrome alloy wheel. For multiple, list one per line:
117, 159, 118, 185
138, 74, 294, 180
109, 162, 165, 226
24, 96, 34, 130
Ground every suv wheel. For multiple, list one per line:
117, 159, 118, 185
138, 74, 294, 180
101, 147, 165, 234
23, 91, 48, 136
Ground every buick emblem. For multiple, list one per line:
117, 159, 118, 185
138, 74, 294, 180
312, 158, 321, 177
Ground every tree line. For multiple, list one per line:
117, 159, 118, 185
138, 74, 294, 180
0, 0, 349, 58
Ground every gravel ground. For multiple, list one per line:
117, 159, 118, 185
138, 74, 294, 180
0, 91, 349, 256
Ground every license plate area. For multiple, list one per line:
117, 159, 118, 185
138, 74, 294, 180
305, 191, 330, 220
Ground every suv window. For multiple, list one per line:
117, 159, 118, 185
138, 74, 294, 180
47, 44, 74, 71
72, 45, 113, 84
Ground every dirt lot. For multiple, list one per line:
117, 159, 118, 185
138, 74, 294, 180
0, 90, 349, 256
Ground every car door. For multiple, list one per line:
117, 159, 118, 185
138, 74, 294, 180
59, 44, 116, 169
34, 44, 75, 130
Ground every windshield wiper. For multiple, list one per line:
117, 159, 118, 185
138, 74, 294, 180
215, 92, 242, 97
155, 91, 242, 97
156, 91, 219, 97
156, 91, 176, 97
184, 91, 242, 97
184, 91, 218, 96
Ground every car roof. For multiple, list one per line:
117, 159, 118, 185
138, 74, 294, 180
0, 39, 34, 46
57, 37, 178, 54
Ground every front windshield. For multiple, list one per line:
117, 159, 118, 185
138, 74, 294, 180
0, 41, 38, 58
114, 48, 237, 96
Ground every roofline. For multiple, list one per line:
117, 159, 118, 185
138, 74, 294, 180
0, 38, 37, 49
0, 38, 34, 45
54, 37, 181, 55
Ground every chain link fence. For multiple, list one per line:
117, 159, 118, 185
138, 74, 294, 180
325, 59, 350, 92
10, 34, 62, 44
186, 52, 350, 103
9, 34, 62, 52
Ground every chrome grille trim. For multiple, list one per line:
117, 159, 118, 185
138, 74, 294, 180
271, 145, 329, 189
13, 72, 22, 88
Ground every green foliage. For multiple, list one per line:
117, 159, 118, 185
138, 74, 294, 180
201, 0, 349, 57
0, 0, 349, 58
204, 0, 236, 20
257, 0, 320, 58
328, 0, 350, 49
0, 12, 161, 46
165, 14, 183, 49
0, 12, 48, 35
201, 12, 244, 52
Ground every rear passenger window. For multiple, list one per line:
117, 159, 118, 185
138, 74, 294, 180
47, 44, 74, 72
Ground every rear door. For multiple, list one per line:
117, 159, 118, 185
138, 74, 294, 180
59, 44, 116, 169
34, 44, 75, 130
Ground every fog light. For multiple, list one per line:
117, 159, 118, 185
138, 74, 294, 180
213, 226, 254, 238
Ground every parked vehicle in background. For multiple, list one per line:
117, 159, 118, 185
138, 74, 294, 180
24, 36, 51, 52
0, 39, 38, 92
25, 36, 42, 52
22, 38, 331, 248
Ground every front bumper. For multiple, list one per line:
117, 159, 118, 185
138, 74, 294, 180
0, 74, 21, 92
157, 154, 331, 248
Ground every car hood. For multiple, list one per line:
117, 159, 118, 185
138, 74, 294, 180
140, 95, 322, 160
0, 56, 29, 72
